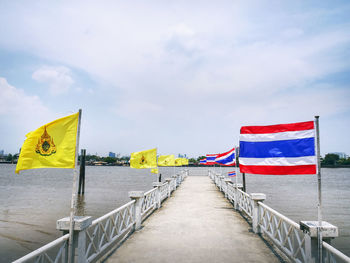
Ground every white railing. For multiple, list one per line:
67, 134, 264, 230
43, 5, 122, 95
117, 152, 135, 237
259, 202, 307, 263
237, 189, 253, 218
323, 242, 350, 263
13, 234, 69, 263
159, 182, 169, 202
141, 188, 158, 219
209, 170, 350, 263
85, 200, 135, 262
14, 171, 187, 263
226, 182, 235, 202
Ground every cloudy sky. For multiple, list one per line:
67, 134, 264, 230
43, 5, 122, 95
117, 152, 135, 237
1, 0, 350, 157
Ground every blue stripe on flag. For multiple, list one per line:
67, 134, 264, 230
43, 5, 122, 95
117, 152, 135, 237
239, 138, 315, 158
216, 154, 235, 164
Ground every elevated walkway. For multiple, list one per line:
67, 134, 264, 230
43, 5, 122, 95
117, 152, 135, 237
106, 176, 280, 263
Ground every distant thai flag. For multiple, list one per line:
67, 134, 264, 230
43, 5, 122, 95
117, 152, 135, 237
228, 171, 236, 177
199, 158, 207, 165
215, 147, 236, 166
206, 154, 218, 165
239, 121, 317, 175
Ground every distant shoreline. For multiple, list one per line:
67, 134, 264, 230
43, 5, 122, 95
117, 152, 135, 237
321, 165, 350, 168
1, 162, 350, 168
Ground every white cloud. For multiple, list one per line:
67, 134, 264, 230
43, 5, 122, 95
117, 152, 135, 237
32, 66, 74, 95
0, 77, 53, 152
0, 77, 47, 116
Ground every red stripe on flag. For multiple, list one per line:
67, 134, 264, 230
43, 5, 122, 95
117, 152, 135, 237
216, 148, 235, 158
239, 164, 316, 175
240, 121, 314, 134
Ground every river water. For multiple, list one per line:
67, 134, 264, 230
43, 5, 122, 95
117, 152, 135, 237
0, 165, 349, 262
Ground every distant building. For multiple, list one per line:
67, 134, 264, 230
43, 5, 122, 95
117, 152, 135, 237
109, 152, 116, 158
0, 150, 4, 156
330, 152, 347, 159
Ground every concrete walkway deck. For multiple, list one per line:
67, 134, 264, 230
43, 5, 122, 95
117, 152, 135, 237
106, 176, 281, 263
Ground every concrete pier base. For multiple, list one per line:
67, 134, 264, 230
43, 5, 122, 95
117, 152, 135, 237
106, 176, 280, 263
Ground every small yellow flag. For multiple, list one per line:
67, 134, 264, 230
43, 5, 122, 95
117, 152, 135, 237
15, 112, 80, 174
158, 155, 175, 166
130, 148, 157, 169
151, 168, 159, 174
181, 158, 189, 165
174, 158, 182, 166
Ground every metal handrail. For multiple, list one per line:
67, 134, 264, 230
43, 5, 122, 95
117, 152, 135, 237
144, 187, 157, 196
13, 234, 69, 263
141, 187, 158, 219
237, 189, 253, 218
258, 201, 307, 262
258, 202, 300, 229
86, 200, 135, 262
323, 241, 350, 263
91, 200, 135, 226
159, 182, 169, 202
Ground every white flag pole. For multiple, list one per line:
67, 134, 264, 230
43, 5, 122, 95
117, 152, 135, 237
315, 116, 323, 262
68, 109, 82, 263
235, 147, 238, 187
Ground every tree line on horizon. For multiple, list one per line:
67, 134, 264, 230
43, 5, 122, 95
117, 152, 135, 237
1, 152, 350, 167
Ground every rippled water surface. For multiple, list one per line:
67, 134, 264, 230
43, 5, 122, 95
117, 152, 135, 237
0, 165, 349, 262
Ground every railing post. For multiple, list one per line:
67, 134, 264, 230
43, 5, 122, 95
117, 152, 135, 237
153, 182, 163, 208
219, 176, 225, 192
233, 183, 243, 210
56, 216, 92, 263
224, 179, 231, 198
129, 191, 144, 230
171, 175, 177, 188
251, 193, 266, 234
165, 178, 172, 197
300, 221, 338, 263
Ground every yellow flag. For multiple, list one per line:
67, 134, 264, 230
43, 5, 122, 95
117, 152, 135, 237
158, 155, 175, 166
181, 158, 189, 165
174, 158, 182, 166
151, 168, 159, 174
130, 148, 157, 169
16, 112, 80, 174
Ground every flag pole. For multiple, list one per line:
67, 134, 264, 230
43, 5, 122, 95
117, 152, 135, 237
315, 116, 323, 262
235, 147, 238, 188
68, 109, 82, 263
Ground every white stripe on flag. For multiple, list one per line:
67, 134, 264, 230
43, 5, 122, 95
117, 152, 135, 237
239, 156, 316, 166
239, 129, 315, 142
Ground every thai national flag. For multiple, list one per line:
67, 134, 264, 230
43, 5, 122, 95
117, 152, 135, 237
206, 154, 218, 165
239, 121, 317, 175
199, 158, 207, 165
228, 171, 236, 177
215, 147, 236, 166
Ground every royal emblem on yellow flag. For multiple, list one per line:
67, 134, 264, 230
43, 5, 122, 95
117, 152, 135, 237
158, 155, 175, 166
151, 168, 159, 174
130, 148, 157, 169
174, 158, 182, 166
35, 127, 57, 156
15, 112, 79, 174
